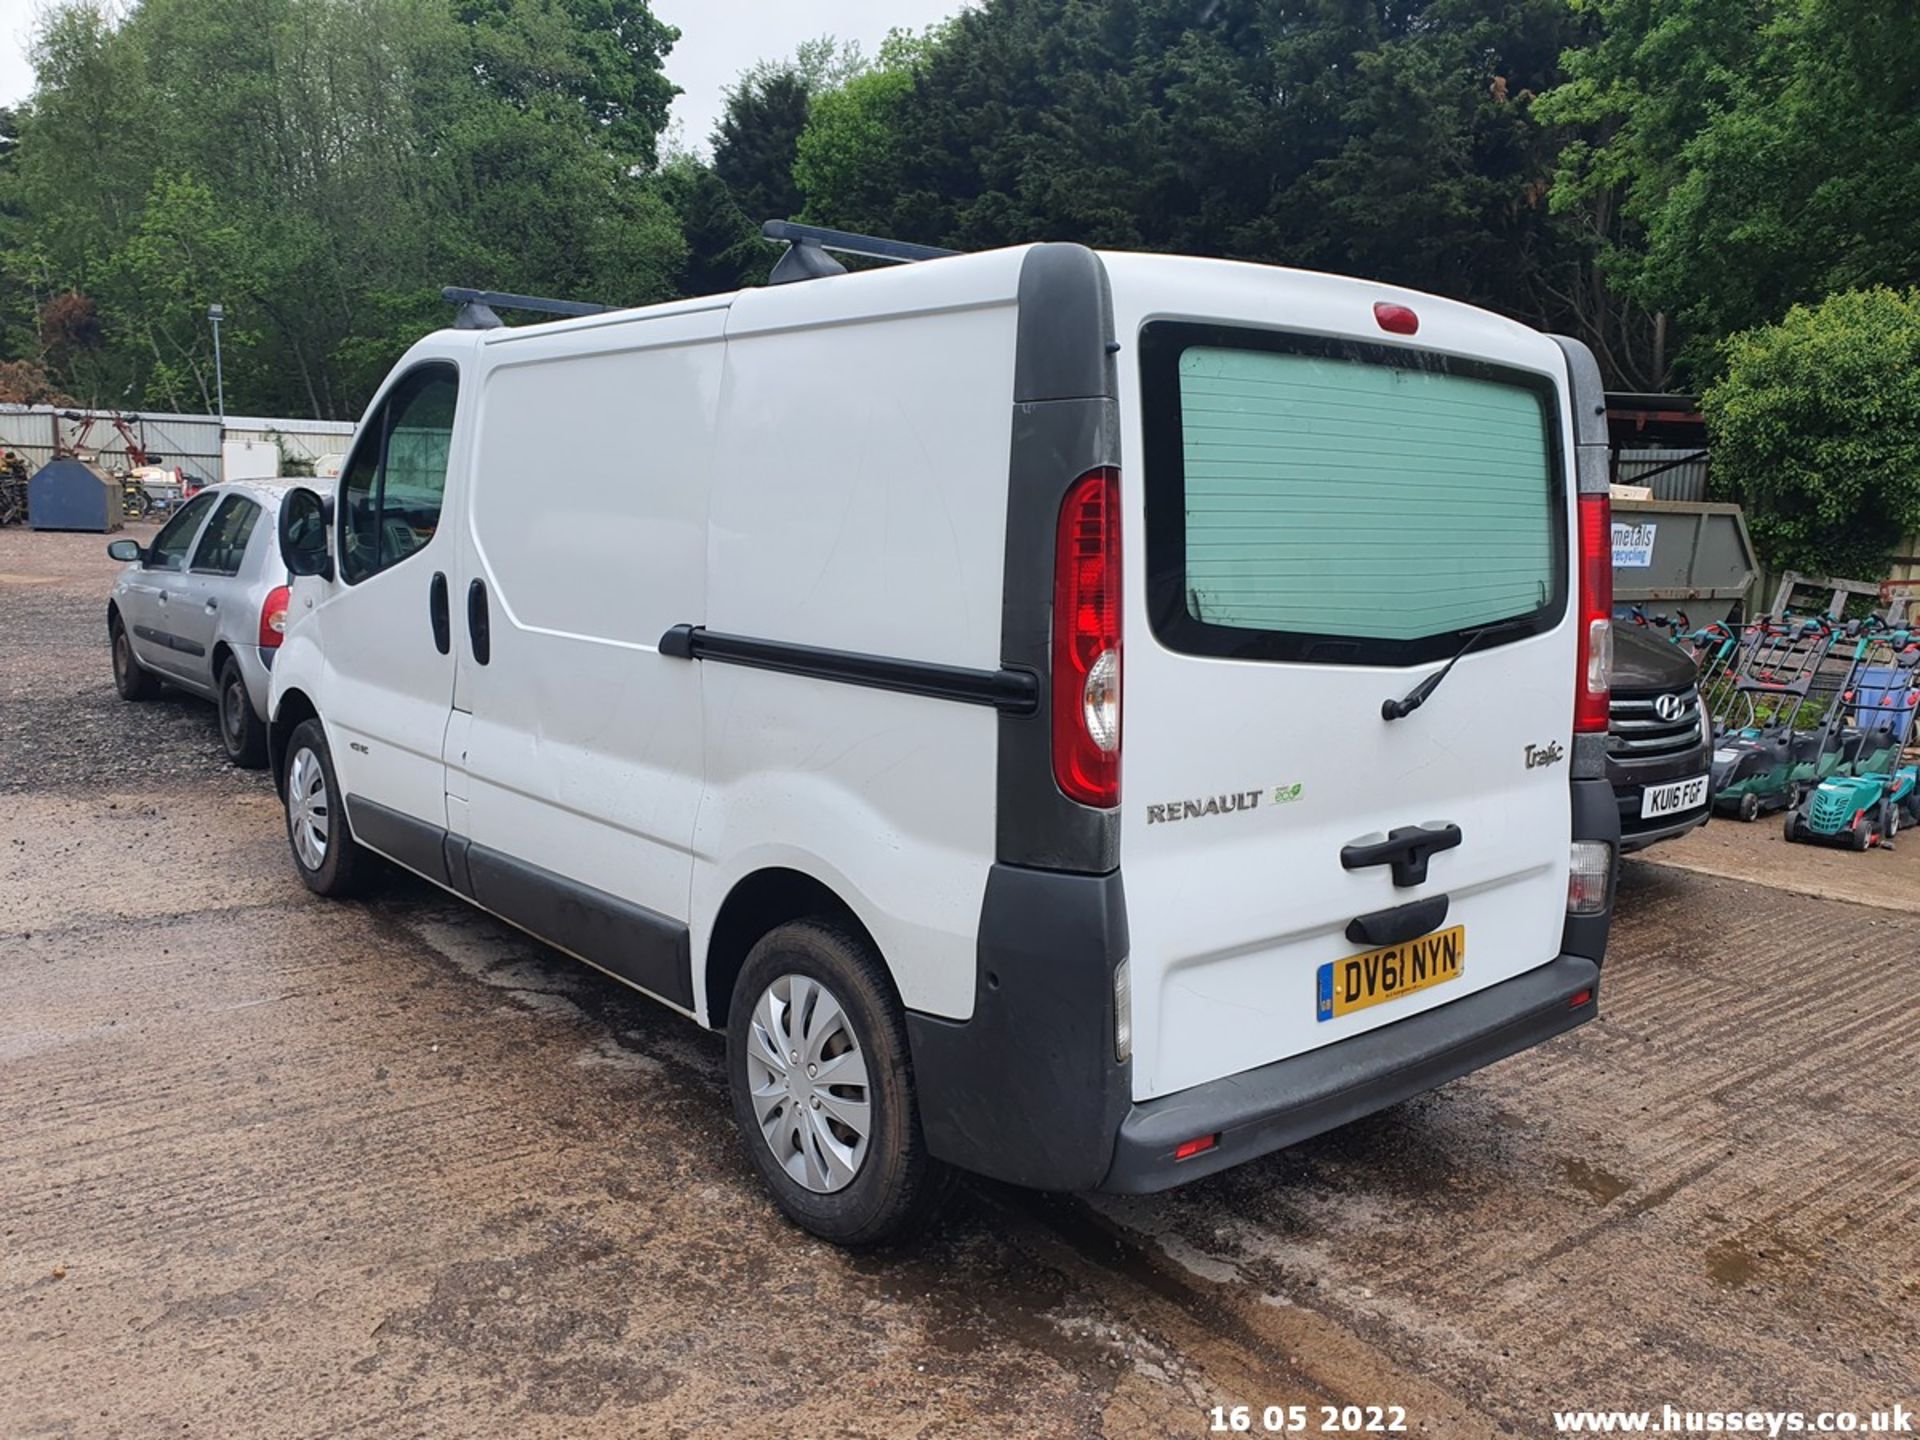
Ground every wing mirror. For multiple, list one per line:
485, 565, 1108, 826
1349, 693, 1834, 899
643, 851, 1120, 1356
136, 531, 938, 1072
106, 539, 143, 563
277, 486, 334, 581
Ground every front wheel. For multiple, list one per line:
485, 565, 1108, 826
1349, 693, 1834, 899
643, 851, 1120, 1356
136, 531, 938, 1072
1850, 818, 1873, 852
283, 718, 370, 897
1738, 791, 1761, 823
726, 919, 951, 1247
1784, 811, 1802, 843
218, 657, 268, 769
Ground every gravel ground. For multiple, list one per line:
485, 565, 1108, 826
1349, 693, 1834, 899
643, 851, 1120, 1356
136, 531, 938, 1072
3, 524, 1915, 1438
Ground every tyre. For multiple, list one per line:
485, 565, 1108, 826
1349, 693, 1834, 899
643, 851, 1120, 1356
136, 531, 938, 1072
110, 615, 161, 701
726, 919, 951, 1247
1783, 811, 1802, 843
1738, 791, 1761, 823
217, 657, 268, 769
282, 718, 370, 897
1849, 818, 1872, 852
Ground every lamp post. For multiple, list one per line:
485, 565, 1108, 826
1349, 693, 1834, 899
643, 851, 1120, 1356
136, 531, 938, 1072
207, 303, 226, 422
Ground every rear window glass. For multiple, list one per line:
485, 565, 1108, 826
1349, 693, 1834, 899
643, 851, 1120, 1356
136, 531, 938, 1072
1142, 323, 1566, 667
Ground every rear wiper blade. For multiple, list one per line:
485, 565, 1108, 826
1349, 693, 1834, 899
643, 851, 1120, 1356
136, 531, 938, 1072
1382, 619, 1536, 722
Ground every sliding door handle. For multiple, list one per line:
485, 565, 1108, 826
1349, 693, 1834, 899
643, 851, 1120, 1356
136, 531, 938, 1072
466, 578, 490, 665
428, 571, 450, 654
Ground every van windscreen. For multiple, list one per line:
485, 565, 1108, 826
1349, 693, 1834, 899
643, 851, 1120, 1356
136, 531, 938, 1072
1141, 323, 1565, 668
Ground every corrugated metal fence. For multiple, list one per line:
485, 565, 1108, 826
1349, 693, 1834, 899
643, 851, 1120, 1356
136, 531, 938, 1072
1615, 447, 1710, 502
0, 405, 355, 485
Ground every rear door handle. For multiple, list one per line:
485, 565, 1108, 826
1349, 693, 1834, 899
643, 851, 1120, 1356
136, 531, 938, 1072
466, 578, 490, 665
429, 572, 450, 655
1340, 823, 1463, 888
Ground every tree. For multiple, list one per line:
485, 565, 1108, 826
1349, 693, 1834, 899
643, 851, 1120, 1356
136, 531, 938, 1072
712, 68, 814, 227
0, 0, 688, 418
1703, 288, 1920, 579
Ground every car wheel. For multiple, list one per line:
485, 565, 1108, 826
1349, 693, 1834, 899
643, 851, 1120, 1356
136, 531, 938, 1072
217, 657, 268, 769
1738, 791, 1761, 822
283, 718, 369, 897
727, 919, 951, 1248
110, 616, 161, 700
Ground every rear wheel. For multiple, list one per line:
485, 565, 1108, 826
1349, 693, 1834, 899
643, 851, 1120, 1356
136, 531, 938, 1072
110, 616, 161, 700
1784, 810, 1802, 843
1850, 818, 1873, 852
283, 718, 370, 897
217, 657, 268, 769
1738, 791, 1761, 822
726, 919, 950, 1247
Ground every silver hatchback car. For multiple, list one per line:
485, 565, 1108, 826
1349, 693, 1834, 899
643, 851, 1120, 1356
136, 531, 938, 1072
107, 480, 293, 768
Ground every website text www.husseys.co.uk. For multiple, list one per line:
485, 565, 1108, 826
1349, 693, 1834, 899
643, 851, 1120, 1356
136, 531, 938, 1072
1551, 1404, 1914, 1435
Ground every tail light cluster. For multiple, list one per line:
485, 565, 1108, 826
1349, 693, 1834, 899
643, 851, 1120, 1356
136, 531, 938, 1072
258, 585, 291, 649
1052, 467, 1122, 807
1574, 493, 1613, 733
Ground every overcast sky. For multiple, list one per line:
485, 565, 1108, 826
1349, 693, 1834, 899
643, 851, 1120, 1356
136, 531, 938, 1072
0, 0, 972, 147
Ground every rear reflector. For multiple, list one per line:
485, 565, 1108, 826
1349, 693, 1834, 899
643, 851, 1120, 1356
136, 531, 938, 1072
1373, 302, 1419, 335
1575, 493, 1613, 733
1569, 988, 1593, 1009
1174, 1134, 1217, 1162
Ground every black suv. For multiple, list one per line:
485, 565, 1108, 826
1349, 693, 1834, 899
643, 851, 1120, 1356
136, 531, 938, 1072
1609, 626, 1714, 851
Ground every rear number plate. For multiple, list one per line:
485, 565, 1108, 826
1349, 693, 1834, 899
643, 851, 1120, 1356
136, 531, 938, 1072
1316, 926, 1464, 1022
1641, 774, 1708, 818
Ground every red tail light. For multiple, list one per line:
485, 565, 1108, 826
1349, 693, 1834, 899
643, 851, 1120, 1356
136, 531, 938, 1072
259, 585, 291, 649
1574, 493, 1612, 734
1052, 468, 1121, 807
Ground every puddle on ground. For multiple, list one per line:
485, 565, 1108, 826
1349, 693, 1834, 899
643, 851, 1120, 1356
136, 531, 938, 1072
1559, 1156, 1632, 1205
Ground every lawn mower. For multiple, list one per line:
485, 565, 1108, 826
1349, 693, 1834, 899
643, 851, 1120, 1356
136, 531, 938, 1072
1710, 616, 1842, 820
1783, 632, 1920, 850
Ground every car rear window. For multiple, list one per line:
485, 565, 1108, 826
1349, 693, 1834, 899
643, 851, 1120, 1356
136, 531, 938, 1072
1141, 322, 1566, 667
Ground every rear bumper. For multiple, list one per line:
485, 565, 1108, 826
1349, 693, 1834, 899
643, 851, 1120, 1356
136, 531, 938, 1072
1099, 953, 1600, 1194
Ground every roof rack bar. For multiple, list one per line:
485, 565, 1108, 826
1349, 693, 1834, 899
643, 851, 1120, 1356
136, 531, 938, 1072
442, 286, 613, 330
761, 221, 957, 266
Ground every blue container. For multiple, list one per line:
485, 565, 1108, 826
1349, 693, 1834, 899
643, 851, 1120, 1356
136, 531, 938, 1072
27, 458, 121, 532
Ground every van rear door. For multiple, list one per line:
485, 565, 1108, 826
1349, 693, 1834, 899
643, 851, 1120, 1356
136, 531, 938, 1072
1120, 311, 1577, 1102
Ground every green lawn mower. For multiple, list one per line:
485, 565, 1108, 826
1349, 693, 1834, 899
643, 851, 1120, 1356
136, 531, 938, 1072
1783, 635, 1920, 850
1784, 765, 1920, 850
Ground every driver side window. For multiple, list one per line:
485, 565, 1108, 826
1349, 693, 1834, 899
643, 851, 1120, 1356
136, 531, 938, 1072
339, 364, 458, 585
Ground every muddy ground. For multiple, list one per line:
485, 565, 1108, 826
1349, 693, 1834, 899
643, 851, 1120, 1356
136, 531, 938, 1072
3, 523, 1915, 1439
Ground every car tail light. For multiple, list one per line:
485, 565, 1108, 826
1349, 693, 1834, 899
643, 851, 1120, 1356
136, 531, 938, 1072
259, 585, 291, 648
1575, 493, 1613, 733
1052, 467, 1121, 807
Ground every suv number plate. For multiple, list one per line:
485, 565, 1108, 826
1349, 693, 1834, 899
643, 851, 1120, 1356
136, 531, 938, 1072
1642, 775, 1708, 818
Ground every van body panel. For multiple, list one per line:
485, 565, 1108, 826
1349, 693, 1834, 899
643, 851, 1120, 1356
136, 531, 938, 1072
1101, 254, 1581, 1102
692, 284, 1024, 1022
454, 309, 724, 968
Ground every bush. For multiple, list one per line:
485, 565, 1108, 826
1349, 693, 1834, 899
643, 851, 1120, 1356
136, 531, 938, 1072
1704, 288, 1920, 579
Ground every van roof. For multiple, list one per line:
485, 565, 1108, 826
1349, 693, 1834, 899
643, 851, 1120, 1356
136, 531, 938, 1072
438, 244, 1551, 361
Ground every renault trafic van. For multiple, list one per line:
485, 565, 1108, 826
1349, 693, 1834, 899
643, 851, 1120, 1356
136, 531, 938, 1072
268, 234, 1617, 1245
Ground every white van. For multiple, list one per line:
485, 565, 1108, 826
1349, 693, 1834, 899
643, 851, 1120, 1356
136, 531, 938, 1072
267, 232, 1618, 1245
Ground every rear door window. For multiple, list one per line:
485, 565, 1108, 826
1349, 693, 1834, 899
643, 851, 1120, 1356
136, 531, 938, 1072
189, 494, 261, 576
144, 491, 220, 572
1141, 323, 1565, 667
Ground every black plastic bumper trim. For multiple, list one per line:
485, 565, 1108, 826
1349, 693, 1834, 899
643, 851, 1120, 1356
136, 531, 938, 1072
1100, 954, 1600, 1194
659, 624, 1037, 714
